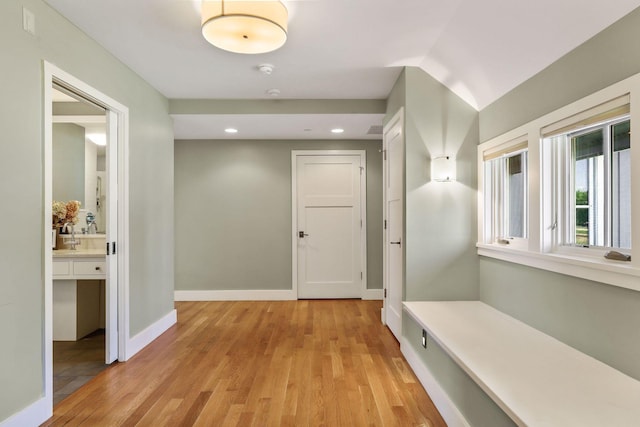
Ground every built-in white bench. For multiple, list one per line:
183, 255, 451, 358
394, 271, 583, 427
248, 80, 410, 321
403, 301, 640, 426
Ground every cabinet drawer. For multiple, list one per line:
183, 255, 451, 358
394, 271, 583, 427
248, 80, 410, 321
73, 261, 106, 276
53, 261, 71, 276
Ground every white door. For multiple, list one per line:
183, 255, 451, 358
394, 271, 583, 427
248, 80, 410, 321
296, 154, 363, 299
105, 110, 118, 364
384, 111, 404, 340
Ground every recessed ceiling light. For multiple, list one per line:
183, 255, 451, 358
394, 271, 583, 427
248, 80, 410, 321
225, 128, 238, 134
331, 128, 345, 134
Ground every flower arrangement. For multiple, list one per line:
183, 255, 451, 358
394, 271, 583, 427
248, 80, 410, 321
52, 200, 81, 228
52, 201, 66, 226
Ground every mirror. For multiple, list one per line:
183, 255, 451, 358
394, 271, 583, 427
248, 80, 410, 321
52, 87, 107, 233
53, 123, 85, 204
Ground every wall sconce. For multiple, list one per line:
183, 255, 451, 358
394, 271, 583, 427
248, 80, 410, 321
431, 155, 456, 182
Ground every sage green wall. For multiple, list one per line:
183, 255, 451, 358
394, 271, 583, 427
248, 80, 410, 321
174, 139, 382, 292
0, 0, 174, 421
479, 259, 640, 380
384, 68, 406, 126
52, 123, 85, 204
402, 67, 479, 301
387, 66, 486, 424
403, 312, 516, 427
478, 8, 640, 380
480, 6, 640, 141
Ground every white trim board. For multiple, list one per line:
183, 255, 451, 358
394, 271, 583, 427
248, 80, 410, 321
125, 309, 177, 360
400, 337, 470, 427
0, 397, 49, 427
174, 289, 381, 301
175, 290, 296, 301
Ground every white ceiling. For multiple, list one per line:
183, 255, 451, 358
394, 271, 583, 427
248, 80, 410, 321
45, 0, 640, 139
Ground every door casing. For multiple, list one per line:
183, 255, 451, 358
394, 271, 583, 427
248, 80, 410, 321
43, 62, 130, 416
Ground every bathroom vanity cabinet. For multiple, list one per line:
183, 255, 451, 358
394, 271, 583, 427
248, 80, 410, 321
53, 248, 106, 341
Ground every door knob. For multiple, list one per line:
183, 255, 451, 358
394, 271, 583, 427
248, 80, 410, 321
298, 231, 309, 238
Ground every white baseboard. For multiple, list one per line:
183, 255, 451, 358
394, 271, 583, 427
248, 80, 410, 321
124, 309, 177, 361
174, 290, 296, 301
0, 396, 50, 427
362, 288, 383, 300
401, 337, 470, 427
175, 289, 382, 301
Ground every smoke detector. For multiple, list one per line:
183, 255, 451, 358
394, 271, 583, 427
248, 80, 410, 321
258, 64, 275, 75
266, 88, 281, 97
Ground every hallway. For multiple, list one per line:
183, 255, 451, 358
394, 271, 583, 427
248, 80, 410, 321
43, 300, 444, 426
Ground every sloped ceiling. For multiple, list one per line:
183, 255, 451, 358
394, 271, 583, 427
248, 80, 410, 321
45, 0, 640, 139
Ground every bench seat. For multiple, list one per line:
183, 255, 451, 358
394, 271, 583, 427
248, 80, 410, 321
403, 301, 640, 426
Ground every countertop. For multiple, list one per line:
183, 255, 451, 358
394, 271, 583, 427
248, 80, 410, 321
53, 249, 106, 258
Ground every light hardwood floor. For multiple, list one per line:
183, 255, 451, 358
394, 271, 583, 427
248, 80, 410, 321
43, 300, 445, 426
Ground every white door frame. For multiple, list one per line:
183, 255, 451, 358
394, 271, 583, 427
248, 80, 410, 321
382, 108, 404, 329
43, 62, 130, 414
291, 150, 367, 298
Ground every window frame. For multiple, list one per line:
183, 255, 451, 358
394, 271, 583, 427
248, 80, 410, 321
554, 116, 631, 251
477, 72, 640, 293
480, 138, 529, 250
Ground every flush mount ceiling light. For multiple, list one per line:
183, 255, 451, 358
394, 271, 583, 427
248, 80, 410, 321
201, 0, 288, 54
331, 128, 345, 134
225, 128, 239, 133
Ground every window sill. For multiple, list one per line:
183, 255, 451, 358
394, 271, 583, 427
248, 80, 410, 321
477, 243, 640, 293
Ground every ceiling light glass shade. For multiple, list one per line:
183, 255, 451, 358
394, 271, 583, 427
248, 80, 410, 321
201, 0, 288, 54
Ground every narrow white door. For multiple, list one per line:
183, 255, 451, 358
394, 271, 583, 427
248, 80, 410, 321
296, 155, 363, 299
105, 110, 118, 364
384, 113, 404, 340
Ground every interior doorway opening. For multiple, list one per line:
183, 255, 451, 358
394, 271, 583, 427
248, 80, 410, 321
50, 84, 109, 405
44, 62, 129, 415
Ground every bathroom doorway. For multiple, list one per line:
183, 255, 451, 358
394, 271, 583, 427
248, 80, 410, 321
51, 84, 109, 405
44, 62, 129, 412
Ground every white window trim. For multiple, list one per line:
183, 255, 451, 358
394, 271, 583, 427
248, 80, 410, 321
479, 135, 529, 250
478, 72, 640, 293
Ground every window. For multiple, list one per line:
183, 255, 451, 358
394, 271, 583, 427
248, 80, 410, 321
545, 108, 631, 251
477, 74, 640, 292
482, 140, 528, 247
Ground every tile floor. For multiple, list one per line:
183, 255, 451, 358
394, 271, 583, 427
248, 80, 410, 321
53, 329, 109, 406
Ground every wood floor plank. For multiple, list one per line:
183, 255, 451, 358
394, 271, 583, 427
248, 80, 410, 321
42, 300, 445, 427
172, 391, 212, 427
